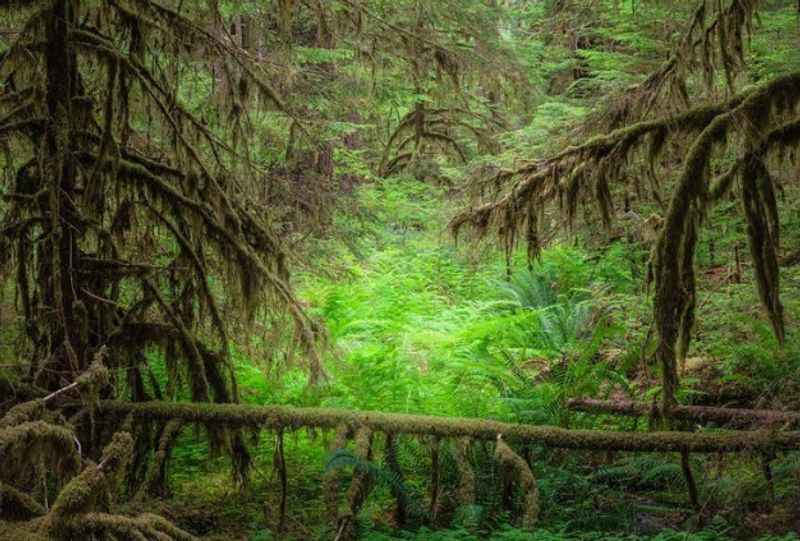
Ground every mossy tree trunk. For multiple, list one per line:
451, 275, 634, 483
37, 0, 90, 387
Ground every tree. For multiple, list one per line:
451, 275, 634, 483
1, 0, 325, 394
452, 0, 799, 411
0, 0, 331, 510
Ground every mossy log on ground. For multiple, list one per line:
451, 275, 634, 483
567, 398, 800, 429
98, 401, 800, 453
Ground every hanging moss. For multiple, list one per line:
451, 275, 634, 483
136, 420, 185, 499
0, 421, 80, 485
653, 71, 800, 408
494, 436, 539, 530
337, 426, 374, 541
384, 433, 408, 528
323, 424, 352, 523
741, 158, 785, 344
452, 437, 475, 507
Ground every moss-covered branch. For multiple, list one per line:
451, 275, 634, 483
567, 398, 800, 429
98, 401, 800, 453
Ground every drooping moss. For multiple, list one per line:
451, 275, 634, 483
137, 419, 185, 499
0, 421, 81, 488
0, 400, 45, 429
494, 436, 539, 530
384, 433, 408, 527
337, 426, 374, 541
653, 71, 800, 408
452, 437, 475, 507
323, 424, 352, 523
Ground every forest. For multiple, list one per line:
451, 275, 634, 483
1, 0, 799, 540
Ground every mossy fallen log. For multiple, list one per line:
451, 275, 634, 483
567, 398, 800, 429
98, 400, 800, 453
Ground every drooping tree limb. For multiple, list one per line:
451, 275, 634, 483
653, 72, 800, 409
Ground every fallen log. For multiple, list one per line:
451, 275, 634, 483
98, 400, 800, 454
567, 398, 800, 429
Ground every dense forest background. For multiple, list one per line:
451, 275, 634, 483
1, 1, 800, 540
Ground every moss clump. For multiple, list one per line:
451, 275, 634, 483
323, 424, 352, 522
0, 401, 45, 429
0, 482, 46, 519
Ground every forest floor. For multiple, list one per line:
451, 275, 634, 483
149, 176, 800, 541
